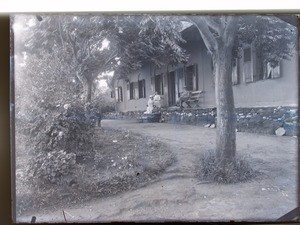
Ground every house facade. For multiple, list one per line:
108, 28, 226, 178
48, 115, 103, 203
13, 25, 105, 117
112, 25, 298, 113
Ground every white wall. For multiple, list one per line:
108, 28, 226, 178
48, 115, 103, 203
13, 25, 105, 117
115, 64, 154, 112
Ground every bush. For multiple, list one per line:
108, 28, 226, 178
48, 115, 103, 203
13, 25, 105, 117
26, 103, 96, 186
196, 151, 257, 184
28, 104, 96, 157
28, 150, 77, 185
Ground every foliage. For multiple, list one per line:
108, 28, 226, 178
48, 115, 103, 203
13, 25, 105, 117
111, 15, 189, 80
14, 14, 189, 102
28, 150, 76, 185
17, 128, 175, 216
43, 104, 95, 154
237, 15, 297, 67
15, 52, 96, 186
14, 15, 118, 103
196, 151, 258, 184
139, 16, 189, 67
92, 82, 115, 113
25, 103, 96, 186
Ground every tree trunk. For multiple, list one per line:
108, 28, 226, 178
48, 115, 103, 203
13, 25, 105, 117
214, 39, 236, 163
86, 80, 93, 103
181, 15, 239, 164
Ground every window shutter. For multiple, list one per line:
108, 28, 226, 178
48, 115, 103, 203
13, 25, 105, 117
155, 74, 163, 95
127, 83, 130, 100
185, 65, 194, 91
138, 79, 146, 98
243, 47, 253, 83
130, 83, 134, 100
115, 88, 119, 102
272, 62, 281, 78
118, 87, 123, 102
151, 77, 154, 92
143, 79, 146, 98
232, 59, 239, 85
193, 64, 199, 91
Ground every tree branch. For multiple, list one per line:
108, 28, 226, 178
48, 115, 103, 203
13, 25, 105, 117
224, 16, 239, 45
220, 16, 226, 30
66, 31, 79, 63
103, 50, 118, 67
185, 16, 217, 54
205, 17, 222, 34
57, 20, 65, 49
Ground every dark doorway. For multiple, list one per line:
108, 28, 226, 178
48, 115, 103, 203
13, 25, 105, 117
155, 74, 163, 95
186, 64, 198, 91
168, 71, 176, 106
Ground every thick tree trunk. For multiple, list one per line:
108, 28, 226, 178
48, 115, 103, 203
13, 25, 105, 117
86, 80, 93, 103
214, 39, 236, 163
181, 15, 239, 164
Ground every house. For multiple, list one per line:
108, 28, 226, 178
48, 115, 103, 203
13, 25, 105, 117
111, 22, 298, 114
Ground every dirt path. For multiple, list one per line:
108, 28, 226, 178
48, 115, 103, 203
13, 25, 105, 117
18, 120, 297, 222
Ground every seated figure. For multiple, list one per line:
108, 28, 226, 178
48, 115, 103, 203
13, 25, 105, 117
153, 92, 162, 109
144, 95, 154, 114
178, 86, 191, 108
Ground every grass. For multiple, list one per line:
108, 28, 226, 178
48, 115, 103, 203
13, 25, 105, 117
196, 151, 259, 184
15, 128, 175, 217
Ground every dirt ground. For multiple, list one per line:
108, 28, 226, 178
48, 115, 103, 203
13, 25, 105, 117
17, 119, 297, 223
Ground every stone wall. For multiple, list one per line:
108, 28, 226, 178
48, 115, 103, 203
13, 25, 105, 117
104, 106, 298, 136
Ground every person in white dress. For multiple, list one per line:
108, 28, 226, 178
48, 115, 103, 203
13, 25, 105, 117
144, 95, 154, 114
153, 92, 162, 109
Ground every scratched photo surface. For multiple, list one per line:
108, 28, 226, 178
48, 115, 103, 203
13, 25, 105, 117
12, 14, 298, 222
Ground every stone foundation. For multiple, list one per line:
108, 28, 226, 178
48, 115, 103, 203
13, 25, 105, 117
104, 106, 298, 136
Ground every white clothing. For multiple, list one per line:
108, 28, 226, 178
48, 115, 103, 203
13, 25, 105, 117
145, 98, 154, 114
153, 94, 161, 108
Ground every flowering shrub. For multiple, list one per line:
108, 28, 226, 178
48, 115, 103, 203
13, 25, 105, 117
31, 103, 96, 155
28, 150, 76, 185
25, 103, 96, 186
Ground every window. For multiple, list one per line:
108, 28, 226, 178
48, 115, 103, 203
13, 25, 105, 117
265, 62, 281, 79
116, 86, 123, 102
255, 59, 281, 81
176, 68, 184, 97
185, 64, 198, 91
129, 82, 139, 100
138, 79, 146, 98
253, 51, 281, 82
240, 45, 282, 84
155, 74, 164, 95
243, 47, 253, 83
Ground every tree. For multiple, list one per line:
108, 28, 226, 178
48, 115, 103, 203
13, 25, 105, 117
15, 14, 190, 103
186, 15, 296, 165
185, 16, 238, 164
111, 15, 189, 80
14, 15, 119, 103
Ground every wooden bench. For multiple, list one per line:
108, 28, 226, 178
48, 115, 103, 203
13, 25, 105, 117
183, 90, 204, 108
